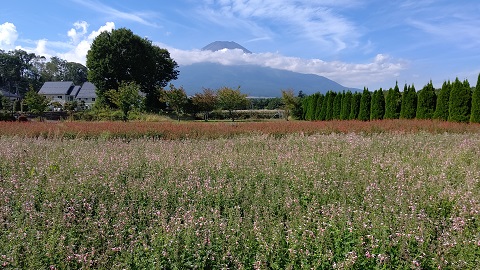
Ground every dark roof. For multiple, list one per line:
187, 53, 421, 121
71, 86, 81, 97
0, 89, 21, 98
38, 81, 75, 95
76, 82, 96, 98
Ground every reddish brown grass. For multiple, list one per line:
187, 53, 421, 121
1, 119, 479, 139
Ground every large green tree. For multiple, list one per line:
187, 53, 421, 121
304, 93, 319, 120
449, 78, 471, 122
370, 89, 385, 120
281, 89, 300, 121
433, 81, 451, 120
325, 91, 336, 121
314, 93, 324, 120
416, 81, 436, 119
349, 92, 361, 120
161, 84, 188, 121
86, 28, 179, 111
340, 91, 352, 120
191, 88, 218, 121
385, 82, 401, 119
358, 88, 371, 121
217, 86, 248, 121
23, 88, 49, 114
332, 92, 343, 120
400, 84, 417, 119
105, 81, 142, 121
471, 74, 480, 123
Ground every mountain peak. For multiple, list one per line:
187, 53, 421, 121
201, 41, 252, 54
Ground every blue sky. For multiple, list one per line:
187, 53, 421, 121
1, 0, 479, 90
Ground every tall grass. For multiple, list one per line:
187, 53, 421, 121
0, 119, 479, 140
0, 133, 479, 268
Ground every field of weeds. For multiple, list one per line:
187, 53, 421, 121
1, 119, 480, 140
1, 122, 480, 268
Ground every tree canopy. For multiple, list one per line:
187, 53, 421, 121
217, 86, 248, 121
86, 28, 179, 111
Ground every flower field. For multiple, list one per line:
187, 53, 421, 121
1, 119, 480, 140
1, 122, 480, 268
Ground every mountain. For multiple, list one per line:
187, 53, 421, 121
173, 63, 359, 97
172, 41, 360, 97
202, 41, 252, 54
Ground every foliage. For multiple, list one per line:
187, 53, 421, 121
433, 81, 451, 120
470, 73, 480, 123
370, 89, 385, 120
23, 87, 49, 114
41, 56, 88, 85
86, 28, 179, 111
314, 93, 325, 120
0, 49, 46, 95
191, 88, 218, 121
449, 78, 471, 122
384, 82, 401, 119
358, 88, 371, 121
160, 84, 188, 121
340, 91, 352, 120
400, 84, 417, 119
281, 89, 299, 120
217, 86, 249, 121
105, 81, 142, 121
0, 131, 479, 268
325, 91, 336, 121
332, 92, 343, 120
416, 81, 436, 119
304, 93, 318, 121
349, 92, 361, 120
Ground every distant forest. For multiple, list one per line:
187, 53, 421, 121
0, 49, 87, 95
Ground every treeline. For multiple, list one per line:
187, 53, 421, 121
301, 75, 480, 123
0, 49, 87, 95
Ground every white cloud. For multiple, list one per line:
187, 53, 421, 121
71, 0, 159, 28
2, 21, 115, 65
198, 0, 361, 53
162, 45, 406, 88
0, 22, 18, 51
68, 21, 89, 44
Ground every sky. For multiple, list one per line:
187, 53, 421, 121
1, 0, 479, 90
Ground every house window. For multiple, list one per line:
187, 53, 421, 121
58, 96, 63, 99
92, 98, 95, 101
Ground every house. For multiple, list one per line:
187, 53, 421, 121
38, 81, 77, 105
75, 82, 96, 109
38, 81, 97, 109
0, 88, 21, 101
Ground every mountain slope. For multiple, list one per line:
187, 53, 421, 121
173, 62, 359, 97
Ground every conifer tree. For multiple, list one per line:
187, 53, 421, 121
304, 94, 317, 120
400, 83, 417, 119
370, 88, 385, 120
471, 73, 480, 123
358, 87, 371, 121
416, 81, 436, 119
449, 78, 471, 122
385, 81, 401, 119
325, 91, 336, 120
314, 94, 324, 120
340, 91, 352, 120
349, 92, 361, 120
433, 81, 451, 120
333, 92, 343, 119
319, 92, 329, 121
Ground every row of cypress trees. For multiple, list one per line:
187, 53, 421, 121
301, 73, 480, 123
